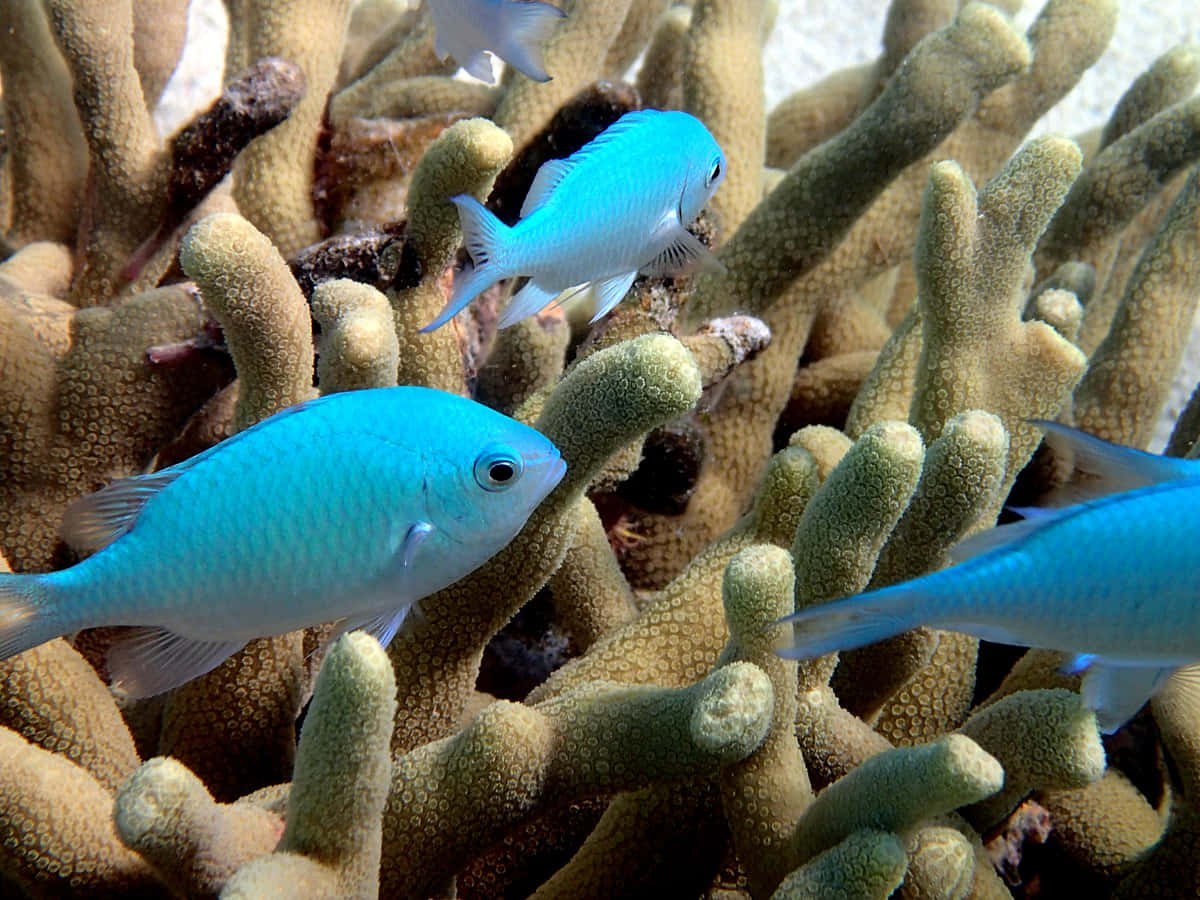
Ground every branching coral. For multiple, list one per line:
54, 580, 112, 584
1, 0, 1199, 895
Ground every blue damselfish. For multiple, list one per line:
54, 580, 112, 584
428, 0, 565, 84
0, 387, 565, 697
778, 421, 1200, 732
422, 109, 727, 332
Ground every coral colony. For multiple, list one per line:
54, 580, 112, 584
1, 0, 1200, 897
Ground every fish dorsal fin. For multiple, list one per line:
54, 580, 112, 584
60, 469, 184, 554
107, 627, 245, 698
520, 159, 573, 218
520, 110, 664, 219
1032, 419, 1195, 506
1080, 660, 1175, 733
947, 517, 1047, 565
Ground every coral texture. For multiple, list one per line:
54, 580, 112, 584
1, 0, 1198, 896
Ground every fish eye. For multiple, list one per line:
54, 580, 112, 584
707, 159, 723, 186
474, 446, 524, 492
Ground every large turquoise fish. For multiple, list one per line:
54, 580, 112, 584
428, 0, 566, 84
778, 422, 1200, 732
422, 109, 727, 332
0, 387, 564, 697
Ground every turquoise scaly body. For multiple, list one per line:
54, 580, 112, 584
422, 109, 727, 331
779, 422, 1200, 732
0, 387, 565, 696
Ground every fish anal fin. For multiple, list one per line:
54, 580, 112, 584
1080, 660, 1175, 734
460, 51, 497, 84
588, 271, 638, 323
641, 225, 722, 278
1031, 419, 1194, 506
498, 280, 559, 328
107, 627, 244, 698
521, 159, 573, 219
60, 470, 183, 554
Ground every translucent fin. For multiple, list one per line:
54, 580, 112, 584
496, 0, 566, 82
497, 280, 559, 328
336, 608, 412, 649
60, 469, 183, 554
1080, 660, 1175, 733
460, 51, 497, 84
521, 159, 572, 218
0, 574, 56, 660
776, 589, 915, 660
642, 225, 723, 278
107, 627, 245, 698
1062, 652, 1098, 675
1031, 419, 1195, 507
948, 517, 1047, 565
588, 271, 638, 323
421, 195, 512, 332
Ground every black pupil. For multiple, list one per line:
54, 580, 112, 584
711, 163, 720, 180
489, 461, 515, 483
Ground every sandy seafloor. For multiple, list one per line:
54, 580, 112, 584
158, 0, 1200, 450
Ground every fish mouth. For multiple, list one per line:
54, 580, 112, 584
526, 450, 567, 494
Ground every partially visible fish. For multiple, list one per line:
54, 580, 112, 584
421, 108, 727, 332
428, 0, 566, 84
0, 387, 565, 697
777, 421, 1200, 732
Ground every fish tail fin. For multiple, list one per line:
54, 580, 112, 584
497, 1, 566, 82
421, 195, 512, 332
776, 587, 917, 660
0, 573, 62, 661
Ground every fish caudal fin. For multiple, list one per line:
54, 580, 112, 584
0, 573, 61, 661
421, 195, 512, 332
776, 587, 917, 661
497, 1, 566, 82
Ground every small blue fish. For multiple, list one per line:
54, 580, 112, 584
422, 109, 727, 332
778, 421, 1200, 732
0, 387, 564, 697
428, 0, 566, 84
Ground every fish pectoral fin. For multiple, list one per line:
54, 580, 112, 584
107, 627, 245, 698
398, 521, 435, 570
588, 271, 638, 323
60, 469, 185, 554
497, 280, 560, 328
1080, 660, 1176, 734
1029, 419, 1195, 507
641, 225, 723, 278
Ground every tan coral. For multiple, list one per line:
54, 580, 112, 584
179, 212, 316, 431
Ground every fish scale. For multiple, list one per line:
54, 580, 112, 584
0, 386, 565, 697
421, 109, 728, 332
778, 421, 1200, 732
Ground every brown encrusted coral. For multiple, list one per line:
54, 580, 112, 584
0, 726, 159, 895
